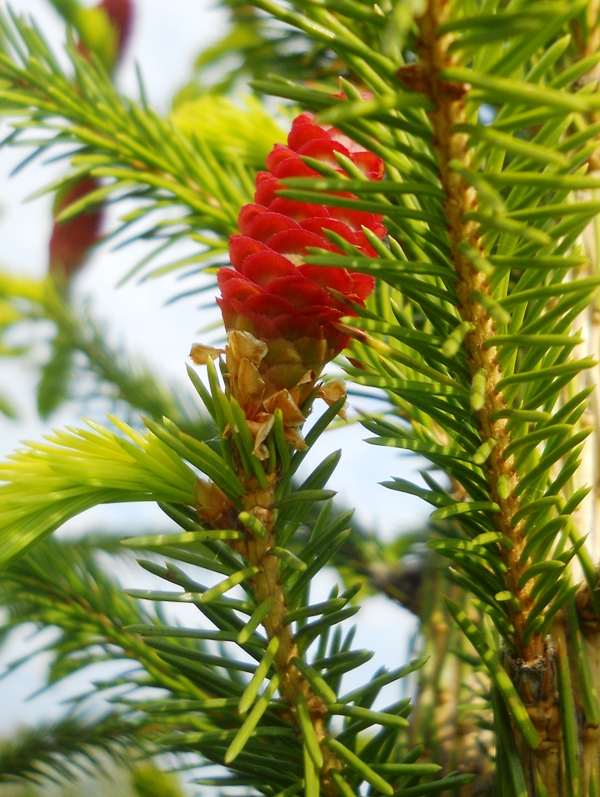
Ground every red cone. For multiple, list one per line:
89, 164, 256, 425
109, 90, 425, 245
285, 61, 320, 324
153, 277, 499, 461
98, 0, 134, 58
49, 0, 134, 281
218, 110, 385, 399
49, 176, 103, 280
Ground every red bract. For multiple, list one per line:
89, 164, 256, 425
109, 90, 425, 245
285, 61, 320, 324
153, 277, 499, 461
98, 0, 134, 57
50, 0, 134, 282
218, 110, 385, 399
78, 0, 134, 65
49, 176, 103, 280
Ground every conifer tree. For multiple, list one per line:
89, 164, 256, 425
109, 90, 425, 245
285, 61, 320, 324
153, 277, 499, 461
0, 1, 600, 795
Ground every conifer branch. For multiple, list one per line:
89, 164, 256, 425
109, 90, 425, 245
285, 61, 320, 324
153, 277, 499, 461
226, 471, 343, 795
1, 539, 207, 703
4, 1, 600, 792
0, 270, 212, 431
0, 713, 137, 785
0, 11, 260, 273
410, 0, 539, 662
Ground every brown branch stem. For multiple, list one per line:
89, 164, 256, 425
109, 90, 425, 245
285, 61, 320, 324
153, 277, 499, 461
409, 3, 583, 790
412, 0, 543, 664
227, 470, 341, 795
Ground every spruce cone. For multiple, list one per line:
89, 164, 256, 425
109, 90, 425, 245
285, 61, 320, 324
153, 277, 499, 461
98, 0, 134, 57
217, 110, 385, 410
49, 176, 103, 280
49, 0, 134, 281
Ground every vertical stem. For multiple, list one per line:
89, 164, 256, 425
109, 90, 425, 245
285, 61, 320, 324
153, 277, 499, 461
227, 471, 342, 794
410, 1, 573, 790
413, 0, 542, 660
410, 571, 495, 795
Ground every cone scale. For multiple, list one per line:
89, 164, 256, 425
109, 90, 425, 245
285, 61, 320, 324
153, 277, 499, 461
192, 108, 385, 456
